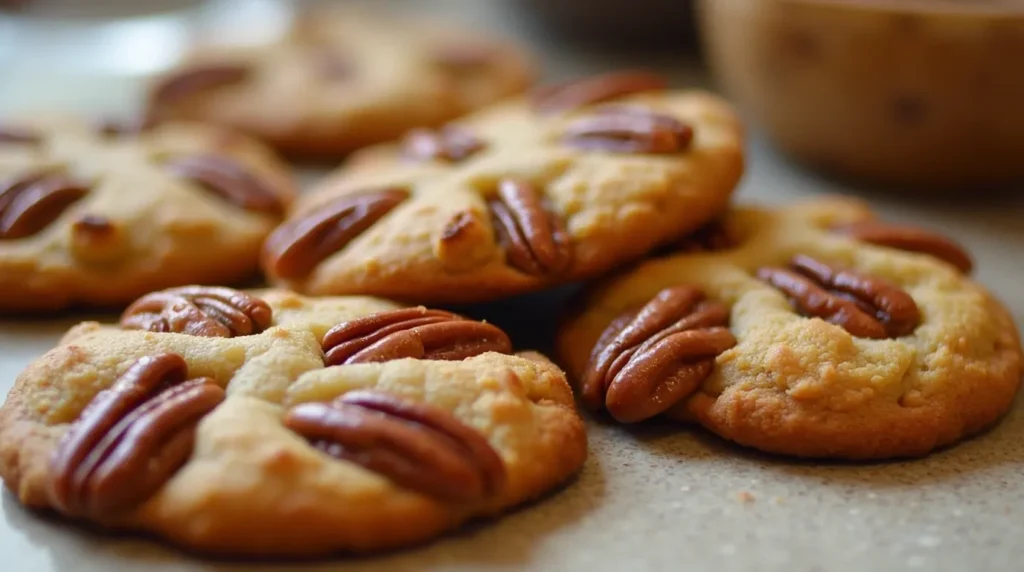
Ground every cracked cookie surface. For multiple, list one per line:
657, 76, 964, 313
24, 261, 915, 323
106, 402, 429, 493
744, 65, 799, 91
145, 7, 533, 157
0, 116, 295, 312
262, 71, 744, 303
558, 197, 1021, 459
0, 288, 586, 555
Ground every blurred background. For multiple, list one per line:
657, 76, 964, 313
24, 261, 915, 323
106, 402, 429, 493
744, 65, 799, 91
3, 0, 1024, 192
0, 0, 700, 114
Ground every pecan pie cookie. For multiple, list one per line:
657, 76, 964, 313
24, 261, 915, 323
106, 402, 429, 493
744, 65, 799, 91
145, 7, 533, 156
0, 287, 586, 555
558, 197, 1022, 459
0, 116, 295, 312
262, 70, 745, 303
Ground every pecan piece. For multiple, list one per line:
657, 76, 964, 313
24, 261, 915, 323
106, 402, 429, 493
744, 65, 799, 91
489, 179, 572, 276
120, 286, 272, 338
582, 286, 736, 423
149, 64, 251, 106
532, 70, 667, 114
400, 126, 486, 163
95, 116, 154, 138
832, 221, 973, 274
322, 307, 512, 366
432, 43, 498, 70
72, 214, 114, 236
668, 219, 736, 254
262, 188, 409, 279
285, 390, 506, 502
164, 154, 283, 215
310, 46, 355, 80
0, 125, 42, 145
563, 106, 693, 154
757, 254, 921, 339
0, 171, 90, 239
49, 354, 225, 518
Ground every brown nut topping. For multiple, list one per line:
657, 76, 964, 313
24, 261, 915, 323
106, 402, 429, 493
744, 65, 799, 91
164, 154, 283, 215
582, 286, 736, 423
489, 179, 572, 277
72, 214, 114, 236
669, 219, 736, 254
262, 188, 409, 279
0, 126, 42, 145
757, 254, 921, 339
95, 116, 154, 138
120, 286, 273, 338
149, 64, 250, 105
48, 353, 225, 518
400, 126, 486, 163
432, 43, 498, 70
832, 221, 973, 274
311, 47, 355, 80
563, 107, 693, 154
322, 307, 512, 366
0, 171, 90, 239
284, 390, 506, 502
532, 70, 667, 114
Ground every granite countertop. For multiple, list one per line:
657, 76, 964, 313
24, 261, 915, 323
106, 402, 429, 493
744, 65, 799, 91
1, 1, 1023, 571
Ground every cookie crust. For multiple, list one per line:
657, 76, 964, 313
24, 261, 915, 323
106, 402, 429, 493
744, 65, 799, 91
264, 88, 744, 304
0, 117, 296, 313
559, 198, 1022, 459
0, 290, 586, 555
146, 8, 534, 157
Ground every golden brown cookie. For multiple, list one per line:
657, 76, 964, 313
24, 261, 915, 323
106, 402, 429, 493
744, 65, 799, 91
558, 197, 1021, 459
0, 287, 586, 556
0, 116, 296, 313
145, 7, 533, 157
261, 71, 745, 304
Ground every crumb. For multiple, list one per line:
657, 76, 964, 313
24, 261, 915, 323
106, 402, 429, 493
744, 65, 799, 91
737, 491, 755, 503
773, 496, 785, 505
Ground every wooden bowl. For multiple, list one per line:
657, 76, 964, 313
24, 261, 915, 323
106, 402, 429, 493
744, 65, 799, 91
698, 0, 1024, 190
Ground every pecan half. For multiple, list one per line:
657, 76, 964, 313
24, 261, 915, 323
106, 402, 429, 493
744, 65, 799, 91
120, 286, 272, 338
49, 353, 225, 518
489, 179, 572, 276
164, 154, 283, 215
582, 286, 736, 423
284, 390, 506, 502
832, 221, 973, 274
262, 188, 409, 279
563, 106, 693, 154
532, 70, 667, 114
322, 307, 512, 366
0, 125, 42, 145
0, 171, 90, 239
400, 126, 486, 163
149, 64, 251, 106
757, 254, 921, 338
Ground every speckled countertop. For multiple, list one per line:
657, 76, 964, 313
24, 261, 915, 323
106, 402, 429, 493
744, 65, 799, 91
1, 1, 1023, 571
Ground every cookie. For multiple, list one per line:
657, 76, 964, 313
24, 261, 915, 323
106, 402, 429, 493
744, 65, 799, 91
145, 7, 533, 156
261, 70, 745, 304
558, 197, 1022, 459
0, 116, 296, 313
0, 287, 586, 555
